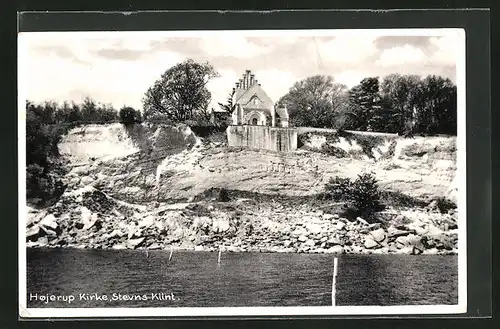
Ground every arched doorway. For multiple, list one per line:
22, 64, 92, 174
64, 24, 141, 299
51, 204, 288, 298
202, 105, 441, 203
246, 110, 267, 126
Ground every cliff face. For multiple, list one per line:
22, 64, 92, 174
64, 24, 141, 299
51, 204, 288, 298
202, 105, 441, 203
55, 124, 457, 204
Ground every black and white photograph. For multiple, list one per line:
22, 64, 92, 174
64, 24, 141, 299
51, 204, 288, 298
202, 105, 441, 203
18, 28, 466, 317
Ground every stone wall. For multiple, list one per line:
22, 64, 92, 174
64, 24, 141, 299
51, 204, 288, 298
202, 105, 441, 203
226, 125, 298, 152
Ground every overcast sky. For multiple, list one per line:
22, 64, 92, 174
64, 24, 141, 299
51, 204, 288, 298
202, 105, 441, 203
19, 30, 462, 111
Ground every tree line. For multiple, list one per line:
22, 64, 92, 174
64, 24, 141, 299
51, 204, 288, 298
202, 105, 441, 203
278, 74, 457, 136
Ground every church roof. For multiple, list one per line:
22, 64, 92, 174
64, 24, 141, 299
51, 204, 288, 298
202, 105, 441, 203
235, 83, 274, 109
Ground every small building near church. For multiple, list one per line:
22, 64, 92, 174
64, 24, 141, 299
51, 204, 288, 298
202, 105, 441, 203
227, 70, 297, 152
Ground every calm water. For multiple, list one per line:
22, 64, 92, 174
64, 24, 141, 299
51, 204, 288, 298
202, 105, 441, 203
26, 249, 458, 308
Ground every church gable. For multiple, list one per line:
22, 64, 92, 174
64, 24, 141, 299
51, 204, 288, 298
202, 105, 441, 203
236, 84, 274, 109
232, 70, 274, 110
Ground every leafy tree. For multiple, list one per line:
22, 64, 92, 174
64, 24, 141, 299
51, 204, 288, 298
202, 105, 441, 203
218, 88, 237, 114
99, 104, 119, 122
323, 173, 385, 222
67, 102, 83, 122
81, 97, 99, 122
379, 74, 421, 135
412, 75, 457, 135
142, 59, 219, 122
347, 77, 383, 131
278, 75, 348, 128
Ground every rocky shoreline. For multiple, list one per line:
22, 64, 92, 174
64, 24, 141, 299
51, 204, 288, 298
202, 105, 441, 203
26, 186, 458, 255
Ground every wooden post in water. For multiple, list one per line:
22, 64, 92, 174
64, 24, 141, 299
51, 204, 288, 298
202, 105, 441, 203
168, 247, 173, 262
217, 248, 222, 267
332, 257, 338, 306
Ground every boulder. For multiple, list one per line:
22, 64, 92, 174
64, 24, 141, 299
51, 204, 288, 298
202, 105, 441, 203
80, 206, 92, 223
80, 176, 94, 186
38, 236, 49, 247
127, 237, 145, 249
414, 226, 428, 236
396, 246, 414, 255
369, 228, 386, 243
109, 229, 124, 238
39, 214, 58, 231
112, 244, 127, 250
26, 225, 43, 242
387, 226, 412, 239
298, 235, 308, 242
423, 248, 439, 255
138, 215, 155, 228
372, 247, 389, 254
39, 225, 57, 237
306, 223, 322, 235
212, 218, 230, 233
304, 239, 316, 247
426, 224, 444, 238
322, 214, 338, 220
328, 245, 345, 254
364, 237, 379, 249
148, 243, 161, 250
395, 235, 410, 248
83, 213, 99, 230
336, 222, 346, 230
327, 236, 342, 246
412, 246, 423, 255
393, 214, 409, 225
357, 217, 369, 225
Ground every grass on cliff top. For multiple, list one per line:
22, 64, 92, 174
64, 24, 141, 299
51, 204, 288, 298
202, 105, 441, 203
297, 129, 399, 159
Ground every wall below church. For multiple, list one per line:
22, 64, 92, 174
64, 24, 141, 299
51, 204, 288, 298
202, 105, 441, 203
226, 125, 298, 152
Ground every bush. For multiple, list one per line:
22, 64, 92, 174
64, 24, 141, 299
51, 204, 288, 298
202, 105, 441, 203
26, 163, 65, 207
320, 144, 348, 157
434, 197, 457, 214
217, 188, 230, 202
323, 173, 385, 221
323, 177, 352, 200
119, 107, 141, 125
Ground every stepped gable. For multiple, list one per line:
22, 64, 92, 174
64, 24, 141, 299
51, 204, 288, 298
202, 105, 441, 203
233, 69, 274, 110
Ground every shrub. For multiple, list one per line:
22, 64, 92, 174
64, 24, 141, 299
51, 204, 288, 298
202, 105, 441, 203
349, 173, 385, 217
323, 177, 352, 200
434, 197, 457, 214
320, 144, 347, 157
119, 107, 141, 125
217, 188, 230, 202
323, 173, 385, 221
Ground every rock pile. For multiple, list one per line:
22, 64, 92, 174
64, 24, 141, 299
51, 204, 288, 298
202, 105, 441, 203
26, 187, 458, 255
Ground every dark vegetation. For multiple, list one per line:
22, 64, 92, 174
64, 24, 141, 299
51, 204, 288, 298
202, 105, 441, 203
142, 59, 218, 123
26, 98, 129, 206
320, 173, 386, 222
279, 74, 457, 136
119, 107, 142, 125
298, 130, 398, 159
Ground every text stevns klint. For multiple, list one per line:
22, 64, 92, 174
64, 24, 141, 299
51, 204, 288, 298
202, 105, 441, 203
28, 292, 177, 304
